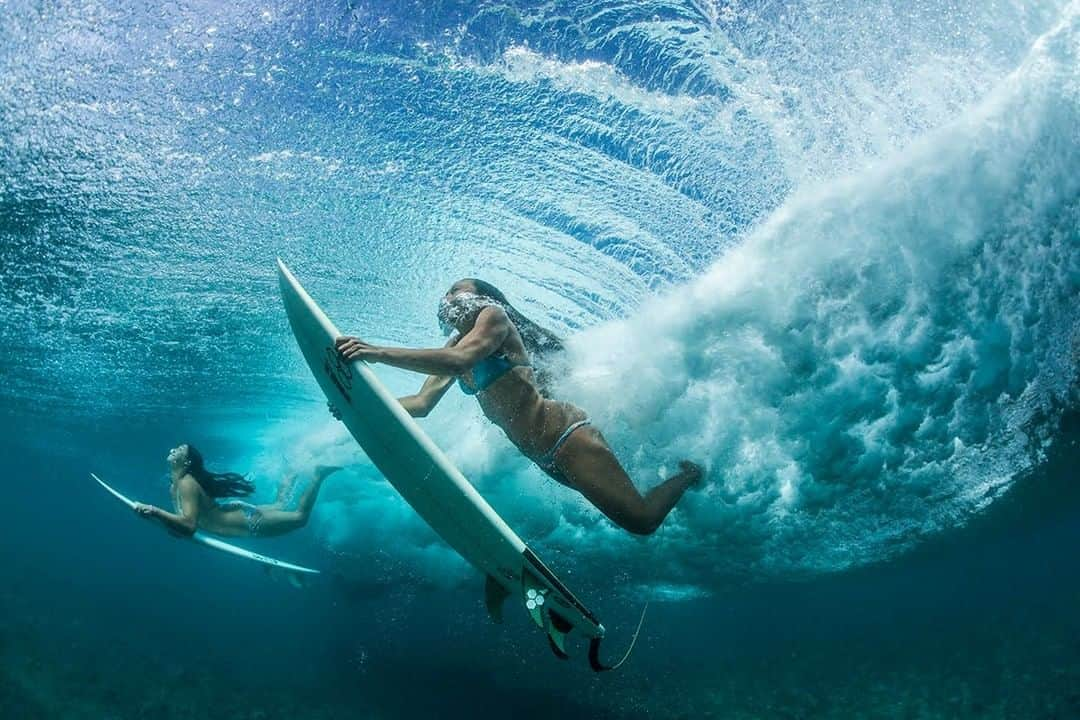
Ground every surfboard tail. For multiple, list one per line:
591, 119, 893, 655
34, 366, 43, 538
497, 548, 641, 671
521, 548, 604, 636
515, 565, 644, 671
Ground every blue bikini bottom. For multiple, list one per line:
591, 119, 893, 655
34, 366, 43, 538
535, 419, 592, 487
219, 500, 264, 535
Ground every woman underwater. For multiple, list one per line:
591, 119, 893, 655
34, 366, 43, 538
335, 279, 702, 536
133, 443, 340, 537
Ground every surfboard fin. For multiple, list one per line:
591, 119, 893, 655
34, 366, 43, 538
484, 574, 510, 624
521, 571, 572, 660
521, 571, 549, 630
262, 565, 309, 589
587, 602, 649, 672
546, 611, 572, 658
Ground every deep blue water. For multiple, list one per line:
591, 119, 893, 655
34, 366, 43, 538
1, 1, 1078, 717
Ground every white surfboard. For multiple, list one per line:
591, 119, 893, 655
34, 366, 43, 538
90, 472, 320, 583
277, 259, 618, 669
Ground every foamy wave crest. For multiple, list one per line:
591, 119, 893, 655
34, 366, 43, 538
553, 4, 1080, 583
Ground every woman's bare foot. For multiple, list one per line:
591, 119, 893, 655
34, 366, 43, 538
679, 460, 704, 486
288, 465, 344, 519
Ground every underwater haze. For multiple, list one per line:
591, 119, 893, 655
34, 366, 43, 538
2, 1, 1078, 718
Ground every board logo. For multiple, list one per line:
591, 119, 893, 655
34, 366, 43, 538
323, 346, 354, 404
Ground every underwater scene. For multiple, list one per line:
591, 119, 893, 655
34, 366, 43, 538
1, 0, 1078, 717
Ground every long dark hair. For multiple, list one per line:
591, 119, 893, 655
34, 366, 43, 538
468, 279, 565, 389
183, 444, 254, 498
469, 279, 564, 358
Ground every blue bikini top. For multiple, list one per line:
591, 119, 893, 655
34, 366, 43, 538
458, 353, 530, 395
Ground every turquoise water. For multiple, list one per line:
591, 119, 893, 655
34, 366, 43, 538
1, 1, 1078, 717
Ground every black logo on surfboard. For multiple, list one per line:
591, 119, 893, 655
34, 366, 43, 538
324, 346, 354, 404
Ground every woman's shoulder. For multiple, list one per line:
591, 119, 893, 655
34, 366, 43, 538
476, 303, 511, 326
176, 474, 203, 494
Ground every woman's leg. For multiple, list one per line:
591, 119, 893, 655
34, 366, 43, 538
271, 473, 300, 509
253, 465, 342, 537
549, 428, 702, 536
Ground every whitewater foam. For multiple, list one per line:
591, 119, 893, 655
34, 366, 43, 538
550, 3, 1080, 582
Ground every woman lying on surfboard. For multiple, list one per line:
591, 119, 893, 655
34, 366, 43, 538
334, 279, 702, 536
132, 443, 340, 537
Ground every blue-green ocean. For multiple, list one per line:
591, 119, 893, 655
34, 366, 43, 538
2, 1, 1078, 717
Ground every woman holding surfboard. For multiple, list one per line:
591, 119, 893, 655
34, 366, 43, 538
334, 279, 702, 536
133, 443, 340, 538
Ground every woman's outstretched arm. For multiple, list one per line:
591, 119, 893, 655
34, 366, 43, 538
329, 335, 458, 420
337, 306, 509, 375
398, 373, 456, 417
134, 477, 200, 537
